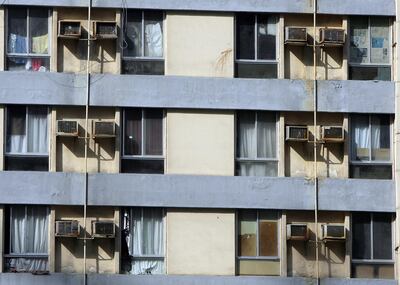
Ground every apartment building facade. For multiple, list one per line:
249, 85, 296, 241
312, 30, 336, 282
0, 0, 398, 284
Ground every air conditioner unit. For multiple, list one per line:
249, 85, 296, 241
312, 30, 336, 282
286, 126, 309, 142
319, 28, 345, 46
321, 126, 344, 142
322, 224, 346, 240
92, 221, 115, 238
93, 121, 115, 138
285, 27, 307, 45
287, 224, 309, 241
94, 21, 118, 39
58, 20, 82, 39
57, 120, 79, 137
55, 220, 80, 237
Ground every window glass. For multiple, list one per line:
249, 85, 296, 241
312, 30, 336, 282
144, 109, 163, 155
370, 17, 390, 64
351, 115, 370, 161
122, 60, 164, 75
236, 14, 255, 60
350, 17, 369, 64
352, 213, 371, 259
257, 15, 276, 60
144, 11, 163, 57
124, 109, 142, 156
7, 8, 27, 54
258, 211, 278, 257
237, 111, 256, 158
235, 63, 277, 78
349, 66, 391, 81
257, 112, 276, 158
371, 115, 390, 161
29, 8, 48, 54
350, 165, 392, 179
125, 11, 142, 57
6, 106, 26, 153
373, 213, 392, 260
239, 211, 257, 256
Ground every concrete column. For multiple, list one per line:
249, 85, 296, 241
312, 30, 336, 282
280, 211, 287, 276
49, 108, 57, 172
115, 10, 121, 75
113, 207, 120, 273
278, 14, 285, 79
0, 206, 4, 273
342, 114, 349, 178
342, 17, 348, 80
114, 108, 121, 173
0, 7, 5, 71
395, 1, 400, 283
0, 105, 4, 171
48, 207, 56, 272
278, 113, 285, 177
344, 212, 351, 278
51, 9, 58, 72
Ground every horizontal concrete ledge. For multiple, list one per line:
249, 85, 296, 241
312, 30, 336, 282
0, 171, 85, 205
88, 174, 315, 210
0, 273, 396, 285
3, 0, 395, 16
317, 80, 395, 114
90, 75, 314, 112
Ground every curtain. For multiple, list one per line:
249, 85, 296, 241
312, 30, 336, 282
9, 206, 48, 272
238, 112, 256, 158
371, 115, 390, 161
130, 208, 164, 275
7, 106, 27, 153
27, 107, 48, 153
144, 23, 163, 57
257, 112, 276, 158
239, 162, 277, 176
352, 115, 370, 160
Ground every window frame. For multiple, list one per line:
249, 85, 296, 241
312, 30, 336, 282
235, 111, 279, 175
236, 210, 280, 261
5, 7, 52, 61
349, 114, 392, 172
348, 16, 392, 80
351, 213, 394, 266
3, 206, 50, 268
4, 105, 50, 159
128, 207, 165, 262
121, 10, 165, 62
234, 13, 279, 75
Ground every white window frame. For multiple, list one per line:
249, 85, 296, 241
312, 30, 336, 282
351, 213, 394, 267
121, 108, 165, 162
121, 10, 165, 62
4, 106, 50, 160
235, 111, 279, 174
349, 114, 392, 170
236, 210, 280, 261
234, 14, 279, 72
4, 206, 50, 266
348, 16, 392, 79
5, 7, 52, 62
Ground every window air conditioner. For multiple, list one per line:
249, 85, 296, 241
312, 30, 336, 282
92, 221, 115, 238
285, 126, 309, 142
58, 20, 82, 39
93, 121, 116, 138
55, 220, 80, 237
57, 120, 79, 137
93, 21, 118, 39
287, 224, 309, 241
285, 27, 307, 45
321, 126, 344, 142
319, 28, 345, 46
322, 224, 346, 240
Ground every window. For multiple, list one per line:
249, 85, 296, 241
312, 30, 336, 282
238, 210, 279, 275
352, 213, 393, 279
4, 206, 49, 273
349, 17, 391, 81
7, 7, 50, 71
121, 208, 164, 274
122, 108, 164, 174
235, 14, 278, 79
122, 10, 164, 75
236, 111, 277, 176
5, 106, 49, 171
350, 114, 391, 179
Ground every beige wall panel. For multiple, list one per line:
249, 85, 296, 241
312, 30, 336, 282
0, 206, 3, 273
286, 211, 348, 278
166, 110, 234, 176
57, 8, 119, 74
54, 206, 116, 274
0, 106, 4, 171
166, 12, 234, 77
283, 112, 347, 178
167, 210, 235, 275
55, 107, 119, 173
284, 14, 345, 80
0, 8, 4, 71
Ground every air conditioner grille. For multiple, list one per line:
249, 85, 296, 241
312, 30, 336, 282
58, 120, 78, 134
322, 29, 345, 43
60, 22, 81, 36
289, 127, 308, 139
324, 127, 343, 139
95, 222, 114, 235
326, 225, 345, 238
96, 22, 117, 35
95, 122, 115, 136
291, 225, 307, 236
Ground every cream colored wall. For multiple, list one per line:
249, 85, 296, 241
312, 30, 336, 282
166, 110, 234, 176
283, 112, 348, 178
56, 8, 119, 74
166, 12, 234, 77
0, 8, 4, 71
0, 206, 3, 273
286, 211, 349, 278
54, 206, 118, 274
284, 14, 345, 80
0, 105, 3, 171
167, 209, 235, 275
54, 107, 120, 173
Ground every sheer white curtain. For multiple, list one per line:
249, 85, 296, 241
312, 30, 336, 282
238, 112, 256, 158
27, 107, 48, 153
130, 208, 164, 275
352, 115, 370, 160
144, 23, 163, 57
9, 206, 48, 272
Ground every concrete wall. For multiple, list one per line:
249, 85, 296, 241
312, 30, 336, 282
284, 15, 345, 81
166, 110, 234, 176
167, 209, 235, 275
0, 105, 3, 171
54, 107, 120, 173
56, 8, 119, 74
286, 211, 349, 278
54, 206, 118, 274
284, 112, 348, 178
165, 12, 234, 78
